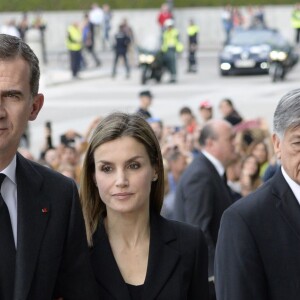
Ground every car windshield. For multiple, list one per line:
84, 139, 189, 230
229, 29, 288, 48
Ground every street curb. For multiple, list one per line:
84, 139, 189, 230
44, 68, 111, 87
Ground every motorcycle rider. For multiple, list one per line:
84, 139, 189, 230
161, 19, 183, 83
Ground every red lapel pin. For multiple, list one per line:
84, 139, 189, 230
42, 208, 48, 213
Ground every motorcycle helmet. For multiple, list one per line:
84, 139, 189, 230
164, 18, 174, 27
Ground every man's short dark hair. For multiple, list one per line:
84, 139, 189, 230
180, 106, 192, 115
199, 122, 218, 146
0, 34, 40, 96
139, 90, 153, 98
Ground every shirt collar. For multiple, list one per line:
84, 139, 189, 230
202, 150, 225, 177
281, 166, 300, 205
1, 155, 17, 185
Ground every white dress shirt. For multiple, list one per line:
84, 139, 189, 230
1, 155, 17, 248
202, 150, 225, 178
281, 166, 300, 206
89, 7, 104, 25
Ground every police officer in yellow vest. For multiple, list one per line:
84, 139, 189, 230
161, 19, 183, 83
66, 21, 83, 78
187, 19, 199, 73
291, 3, 300, 44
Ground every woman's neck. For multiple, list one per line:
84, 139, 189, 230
104, 211, 150, 249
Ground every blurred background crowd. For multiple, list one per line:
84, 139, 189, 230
17, 89, 278, 220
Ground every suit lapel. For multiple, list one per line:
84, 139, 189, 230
200, 153, 233, 203
142, 213, 180, 300
274, 170, 300, 241
91, 222, 131, 300
13, 154, 50, 300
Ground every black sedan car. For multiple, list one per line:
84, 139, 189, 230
219, 27, 296, 76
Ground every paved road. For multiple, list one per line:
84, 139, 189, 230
28, 49, 300, 158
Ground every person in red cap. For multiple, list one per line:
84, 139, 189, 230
199, 100, 213, 124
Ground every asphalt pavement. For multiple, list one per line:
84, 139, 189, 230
42, 49, 219, 86
43, 50, 113, 87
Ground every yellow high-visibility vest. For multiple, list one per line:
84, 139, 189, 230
162, 28, 184, 53
66, 25, 82, 51
291, 9, 300, 29
187, 24, 199, 36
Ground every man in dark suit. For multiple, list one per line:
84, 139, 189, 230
173, 119, 237, 300
0, 34, 97, 299
215, 88, 300, 300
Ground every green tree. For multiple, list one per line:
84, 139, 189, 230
0, 0, 294, 11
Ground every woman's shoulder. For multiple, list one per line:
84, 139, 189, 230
167, 218, 205, 238
156, 216, 208, 264
154, 214, 206, 247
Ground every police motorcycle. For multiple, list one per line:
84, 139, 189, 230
268, 44, 298, 82
138, 47, 165, 85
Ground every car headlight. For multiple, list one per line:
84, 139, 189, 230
139, 54, 155, 64
147, 55, 155, 64
139, 54, 147, 63
220, 62, 231, 70
269, 51, 288, 61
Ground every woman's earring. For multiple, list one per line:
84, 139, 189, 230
152, 176, 158, 182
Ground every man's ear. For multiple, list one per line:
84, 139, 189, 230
205, 137, 214, 148
29, 93, 44, 121
272, 133, 281, 160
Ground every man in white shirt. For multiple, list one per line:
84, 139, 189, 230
0, 19, 20, 38
215, 88, 300, 300
88, 3, 104, 50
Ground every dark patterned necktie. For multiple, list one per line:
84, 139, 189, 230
222, 172, 234, 201
0, 173, 16, 300
223, 172, 228, 183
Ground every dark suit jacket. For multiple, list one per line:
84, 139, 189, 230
13, 153, 97, 300
91, 212, 209, 300
215, 169, 300, 300
173, 152, 233, 276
